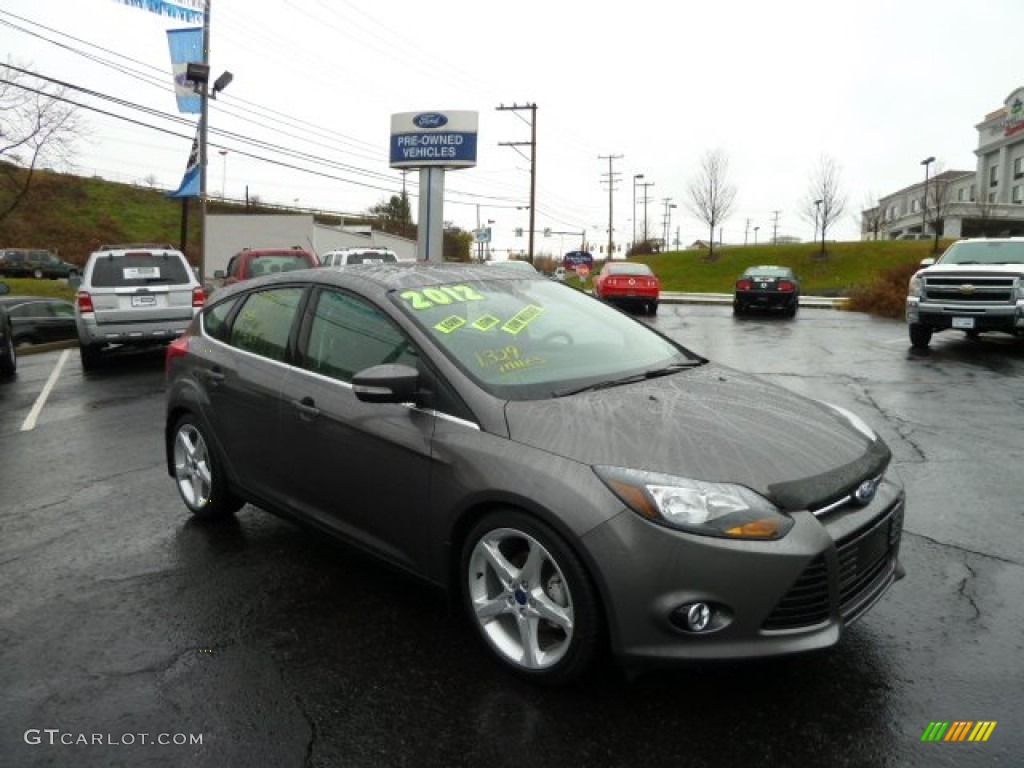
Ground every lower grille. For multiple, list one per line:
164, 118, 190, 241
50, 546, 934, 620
761, 556, 829, 630
762, 501, 903, 631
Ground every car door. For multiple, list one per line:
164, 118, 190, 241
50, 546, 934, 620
200, 286, 306, 501
277, 286, 435, 572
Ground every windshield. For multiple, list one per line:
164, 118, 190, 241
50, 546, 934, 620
392, 277, 700, 400
938, 240, 1024, 265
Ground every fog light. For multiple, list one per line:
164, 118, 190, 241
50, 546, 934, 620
685, 602, 711, 631
669, 601, 716, 633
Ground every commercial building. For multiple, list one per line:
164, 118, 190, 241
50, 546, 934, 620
863, 86, 1024, 240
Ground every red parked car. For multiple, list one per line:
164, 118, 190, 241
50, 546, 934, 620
592, 261, 661, 315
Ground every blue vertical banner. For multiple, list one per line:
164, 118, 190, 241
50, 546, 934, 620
166, 28, 204, 114
114, 0, 205, 22
168, 120, 202, 198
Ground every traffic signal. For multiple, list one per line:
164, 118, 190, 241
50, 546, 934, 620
515, 228, 523, 237
543, 228, 551, 237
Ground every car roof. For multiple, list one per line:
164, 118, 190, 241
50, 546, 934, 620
0, 295, 69, 306
209, 262, 534, 303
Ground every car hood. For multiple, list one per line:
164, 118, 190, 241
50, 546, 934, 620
925, 263, 1024, 275
504, 364, 890, 511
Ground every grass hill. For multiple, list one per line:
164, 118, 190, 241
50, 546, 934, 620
1, 166, 938, 316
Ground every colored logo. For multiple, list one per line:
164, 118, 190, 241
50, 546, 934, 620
413, 113, 448, 129
853, 476, 880, 506
921, 721, 997, 742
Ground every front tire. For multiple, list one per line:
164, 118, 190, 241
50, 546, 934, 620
462, 511, 602, 684
171, 415, 244, 519
909, 323, 933, 349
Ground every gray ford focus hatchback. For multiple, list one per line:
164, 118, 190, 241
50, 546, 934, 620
165, 263, 904, 683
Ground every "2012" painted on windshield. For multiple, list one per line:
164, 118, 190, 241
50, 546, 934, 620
400, 284, 485, 310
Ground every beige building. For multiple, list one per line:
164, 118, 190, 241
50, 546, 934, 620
863, 86, 1024, 240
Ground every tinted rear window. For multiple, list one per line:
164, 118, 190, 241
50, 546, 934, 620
340, 252, 397, 265
90, 252, 191, 287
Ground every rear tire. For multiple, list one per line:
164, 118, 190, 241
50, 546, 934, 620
733, 302, 744, 316
79, 343, 102, 370
171, 414, 244, 519
462, 510, 602, 685
909, 323, 933, 349
1, 329, 16, 376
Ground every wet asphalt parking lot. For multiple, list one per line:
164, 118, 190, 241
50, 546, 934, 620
1, 304, 1022, 768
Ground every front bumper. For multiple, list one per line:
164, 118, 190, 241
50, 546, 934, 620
906, 297, 1024, 332
580, 475, 905, 663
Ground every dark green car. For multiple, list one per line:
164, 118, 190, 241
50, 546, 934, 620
0, 248, 80, 280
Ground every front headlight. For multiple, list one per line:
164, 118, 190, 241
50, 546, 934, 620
908, 273, 923, 298
594, 466, 793, 539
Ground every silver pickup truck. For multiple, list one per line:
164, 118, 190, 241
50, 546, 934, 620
906, 237, 1024, 349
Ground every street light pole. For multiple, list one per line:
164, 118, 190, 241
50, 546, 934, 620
754, 225, 760, 245
219, 149, 228, 199
920, 156, 935, 237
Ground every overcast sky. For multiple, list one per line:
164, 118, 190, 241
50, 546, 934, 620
3, 0, 1023, 257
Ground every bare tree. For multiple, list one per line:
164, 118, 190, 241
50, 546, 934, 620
0, 59, 84, 222
968, 187, 1006, 237
802, 155, 846, 258
925, 171, 954, 253
686, 149, 736, 260
861, 192, 886, 240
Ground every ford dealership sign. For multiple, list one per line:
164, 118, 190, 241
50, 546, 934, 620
390, 110, 478, 169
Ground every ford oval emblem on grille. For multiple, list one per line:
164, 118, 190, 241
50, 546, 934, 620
958, 284, 976, 294
853, 477, 880, 506
413, 113, 448, 129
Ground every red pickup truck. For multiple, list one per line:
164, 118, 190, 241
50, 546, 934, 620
212, 247, 318, 289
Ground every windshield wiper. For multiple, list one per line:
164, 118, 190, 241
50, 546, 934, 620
554, 360, 704, 397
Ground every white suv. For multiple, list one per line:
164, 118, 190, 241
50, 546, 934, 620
74, 244, 204, 369
320, 247, 398, 266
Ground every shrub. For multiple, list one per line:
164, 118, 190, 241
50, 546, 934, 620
846, 260, 921, 318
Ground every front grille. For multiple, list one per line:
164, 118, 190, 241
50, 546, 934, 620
924, 276, 1017, 304
762, 501, 903, 631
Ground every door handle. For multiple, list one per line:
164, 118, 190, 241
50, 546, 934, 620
202, 368, 225, 387
292, 396, 320, 420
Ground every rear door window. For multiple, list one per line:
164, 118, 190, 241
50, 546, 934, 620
229, 287, 304, 362
90, 252, 191, 287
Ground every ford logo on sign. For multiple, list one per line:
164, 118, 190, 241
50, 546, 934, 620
413, 113, 448, 129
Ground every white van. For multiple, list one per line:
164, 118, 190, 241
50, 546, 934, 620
321, 247, 398, 266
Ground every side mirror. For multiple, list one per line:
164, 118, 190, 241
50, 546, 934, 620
352, 364, 419, 404
68, 275, 82, 290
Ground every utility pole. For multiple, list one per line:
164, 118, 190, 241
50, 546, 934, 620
661, 198, 672, 249
599, 154, 622, 259
744, 218, 750, 246
638, 181, 655, 242
497, 103, 538, 263
771, 210, 781, 245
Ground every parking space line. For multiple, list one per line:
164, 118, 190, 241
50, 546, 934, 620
20, 349, 71, 432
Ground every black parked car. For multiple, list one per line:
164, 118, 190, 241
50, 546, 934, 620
0, 282, 16, 375
0, 249, 80, 279
165, 264, 904, 683
734, 265, 801, 316
0, 296, 77, 346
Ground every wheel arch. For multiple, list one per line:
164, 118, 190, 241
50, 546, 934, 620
444, 496, 611, 638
